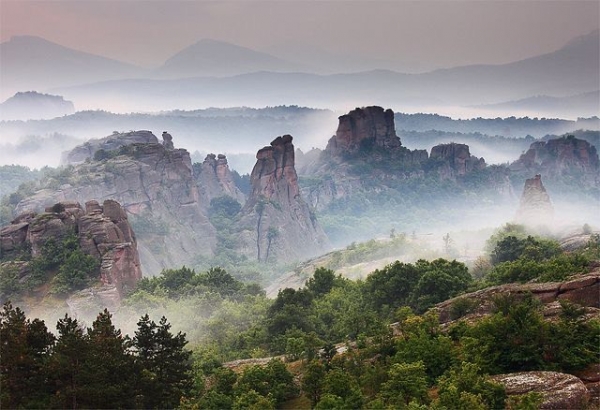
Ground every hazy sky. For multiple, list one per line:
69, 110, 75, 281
1, 0, 599, 72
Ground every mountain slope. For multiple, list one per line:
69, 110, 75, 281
156, 39, 304, 78
0, 36, 144, 99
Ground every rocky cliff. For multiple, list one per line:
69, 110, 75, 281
60, 130, 159, 165
514, 174, 554, 227
1, 200, 142, 299
16, 132, 216, 275
196, 153, 245, 206
429, 143, 486, 179
510, 135, 600, 186
300, 106, 511, 219
325, 106, 401, 158
238, 135, 330, 262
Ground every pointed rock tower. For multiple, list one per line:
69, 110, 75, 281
515, 174, 554, 227
238, 135, 330, 262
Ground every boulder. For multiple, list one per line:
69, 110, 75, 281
491, 371, 589, 409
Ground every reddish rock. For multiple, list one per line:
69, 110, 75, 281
430, 143, 486, 179
326, 106, 400, 157
239, 135, 330, 262
196, 153, 245, 206
1, 200, 142, 299
434, 270, 600, 324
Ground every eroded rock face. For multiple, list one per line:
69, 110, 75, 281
429, 143, 486, 179
196, 153, 245, 206
510, 136, 600, 186
434, 269, 600, 325
16, 133, 216, 276
239, 135, 330, 262
326, 106, 401, 157
514, 174, 554, 227
0, 200, 142, 298
60, 130, 158, 165
161, 131, 174, 150
490, 372, 589, 409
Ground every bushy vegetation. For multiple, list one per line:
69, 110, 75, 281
0, 232, 99, 301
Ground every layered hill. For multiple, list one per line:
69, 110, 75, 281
0, 91, 75, 121
0, 36, 143, 100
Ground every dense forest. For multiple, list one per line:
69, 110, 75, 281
2, 225, 599, 409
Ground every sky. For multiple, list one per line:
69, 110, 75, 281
1, 0, 598, 73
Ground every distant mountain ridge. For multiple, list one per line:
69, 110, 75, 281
0, 36, 144, 100
0, 91, 75, 121
156, 39, 305, 78
2, 30, 598, 115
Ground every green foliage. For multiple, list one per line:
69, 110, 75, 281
435, 362, 506, 410
133, 314, 193, 409
365, 258, 472, 315
490, 235, 560, 265
486, 253, 588, 284
209, 195, 242, 219
378, 361, 430, 407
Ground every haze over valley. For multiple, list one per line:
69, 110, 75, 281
1, 2, 599, 409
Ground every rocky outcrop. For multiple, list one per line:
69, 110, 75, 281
514, 174, 554, 227
434, 269, 600, 324
60, 130, 158, 165
16, 132, 216, 276
490, 372, 589, 409
510, 135, 600, 186
326, 106, 401, 157
238, 135, 330, 262
429, 143, 486, 179
573, 364, 600, 407
161, 131, 174, 150
0, 200, 142, 298
196, 153, 245, 206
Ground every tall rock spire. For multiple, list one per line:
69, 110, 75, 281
239, 135, 330, 262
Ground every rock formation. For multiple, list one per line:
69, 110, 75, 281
434, 269, 600, 325
514, 174, 554, 227
161, 131, 174, 150
510, 135, 600, 186
196, 153, 245, 206
61, 130, 158, 165
326, 106, 401, 157
429, 143, 486, 179
17, 131, 216, 275
238, 135, 330, 262
1, 200, 142, 298
490, 372, 589, 409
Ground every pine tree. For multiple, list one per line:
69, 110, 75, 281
133, 314, 193, 408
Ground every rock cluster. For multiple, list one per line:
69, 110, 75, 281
18, 132, 216, 276
514, 174, 554, 227
510, 135, 599, 186
434, 269, 600, 325
1, 200, 142, 298
238, 135, 330, 262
